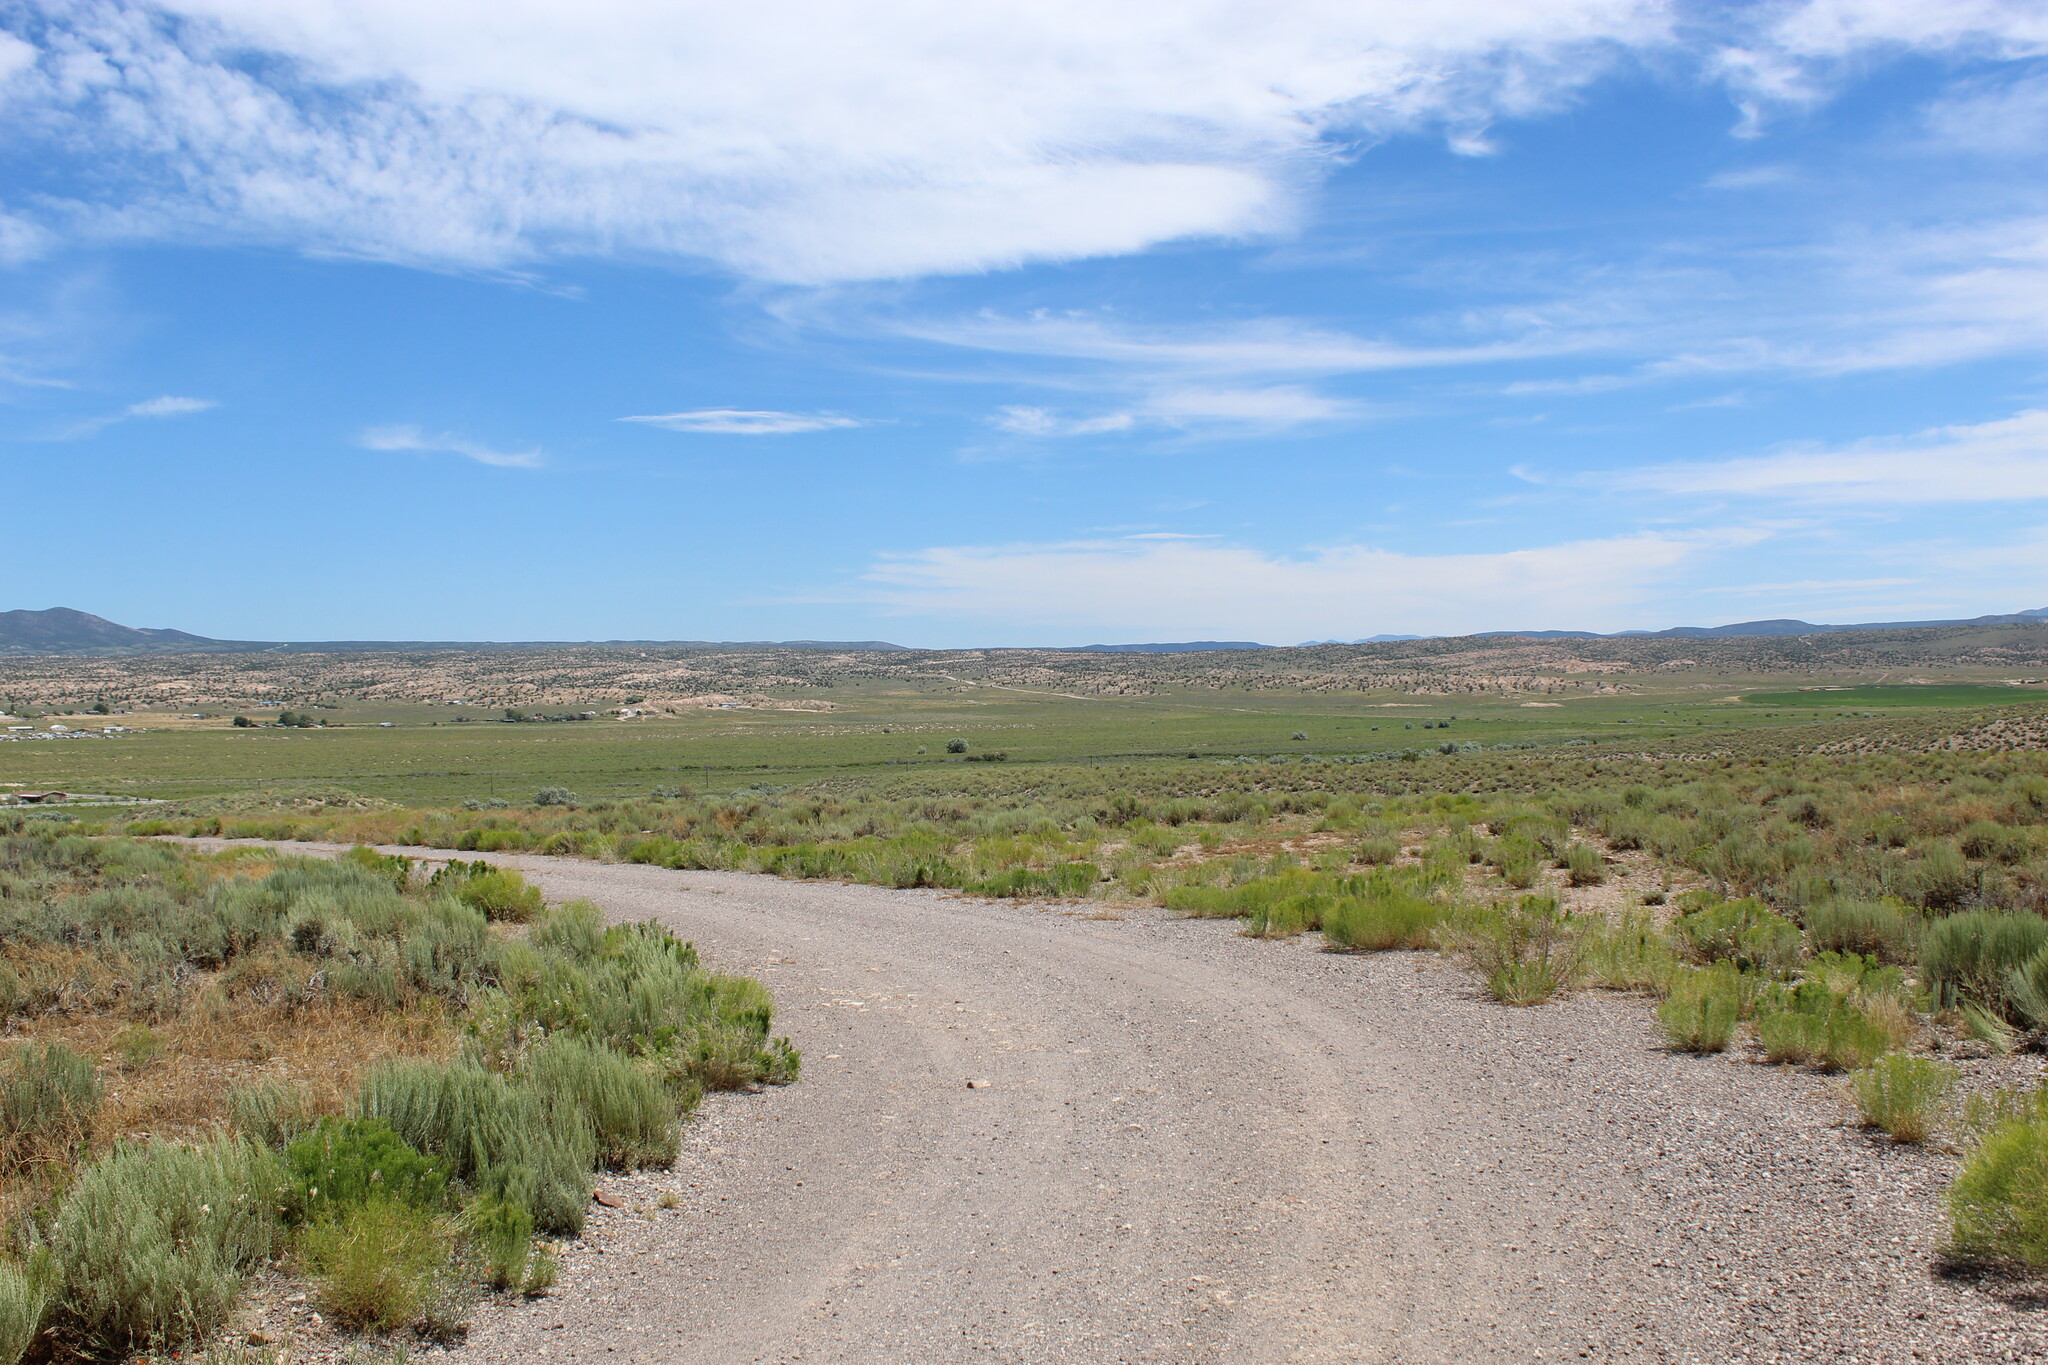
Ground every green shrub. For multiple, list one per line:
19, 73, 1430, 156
1491, 834, 1540, 889
286, 1119, 448, 1222
1243, 894, 1319, 939
463, 1194, 535, 1292
0, 1251, 54, 1365
968, 863, 1099, 898
1320, 883, 1443, 952
1852, 1054, 1956, 1143
227, 1081, 315, 1147
1562, 843, 1606, 886
299, 1199, 455, 1332
523, 1035, 679, 1171
1950, 1114, 2048, 1270
0, 1041, 101, 1174
1161, 885, 1239, 917
353, 1060, 594, 1237
1657, 967, 1748, 1052
2003, 942, 2048, 1031
453, 868, 544, 923
1958, 1085, 2048, 1148
534, 787, 577, 807
49, 1137, 283, 1358
1449, 897, 1584, 1006
1580, 910, 1678, 992
1354, 837, 1399, 866
1672, 898, 1802, 973
1921, 910, 2048, 1018
1802, 899, 1923, 964
1756, 1009, 1826, 1064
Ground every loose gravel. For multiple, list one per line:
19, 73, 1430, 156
187, 843, 2048, 1364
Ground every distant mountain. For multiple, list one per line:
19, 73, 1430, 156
1301, 635, 1425, 645
0, 608, 224, 655
1475, 609, 2048, 641
260, 638, 912, 653
1058, 641, 1270, 654
0, 608, 909, 656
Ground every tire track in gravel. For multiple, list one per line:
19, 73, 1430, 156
184, 842, 2048, 1364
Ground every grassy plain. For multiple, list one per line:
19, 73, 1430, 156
10, 672, 2047, 808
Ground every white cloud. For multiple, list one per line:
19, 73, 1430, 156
0, 0, 1673, 282
619, 409, 863, 436
993, 385, 1357, 438
1766, 1, 2048, 60
992, 407, 1136, 438
903, 312, 1569, 375
856, 528, 1748, 638
1623, 408, 2048, 503
359, 423, 542, 468
49, 391, 215, 437
124, 394, 214, 417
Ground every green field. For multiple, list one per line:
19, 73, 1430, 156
1741, 684, 2045, 709
0, 675, 1961, 806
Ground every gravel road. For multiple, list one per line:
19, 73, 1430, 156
196, 844, 2048, 1363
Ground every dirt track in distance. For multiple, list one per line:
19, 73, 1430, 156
198, 843, 2047, 1364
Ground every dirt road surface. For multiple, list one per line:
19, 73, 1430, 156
197, 844, 2048, 1363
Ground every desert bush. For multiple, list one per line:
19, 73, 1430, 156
1852, 1054, 1956, 1143
0, 1041, 102, 1175
1563, 843, 1606, 886
353, 1060, 594, 1237
1949, 1113, 2048, 1270
286, 1118, 448, 1222
464, 1193, 535, 1292
1672, 897, 1802, 973
1756, 1009, 1826, 1065
1448, 896, 1584, 1006
1957, 1085, 2048, 1148
1354, 836, 1400, 866
945, 739, 967, 754
2003, 942, 2048, 1032
299, 1199, 455, 1332
523, 1034, 679, 1170
1580, 909, 1679, 992
228, 1081, 316, 1147
1320, 882, 1442, 951
0, 1251, 54, 1365
534, 787, 578, 807
1657, 966, 1751, 1052
1802, 898, 1923, 964
968, 863, 1098, 899
1756, 1003, 1892, 1072
49, 1136, 284, 1358
1921, 910, 2048, 1018
451, 867, 544, 923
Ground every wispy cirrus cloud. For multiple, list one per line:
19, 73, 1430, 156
993, 385, 1361, 439
359, 424, 542, 468
619, 409, 864, 436
904, 312, 1574, 376
1621, 408, 2048, 503
52, 393, 216, 439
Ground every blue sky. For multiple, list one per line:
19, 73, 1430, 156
2, 0, 2047, 646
